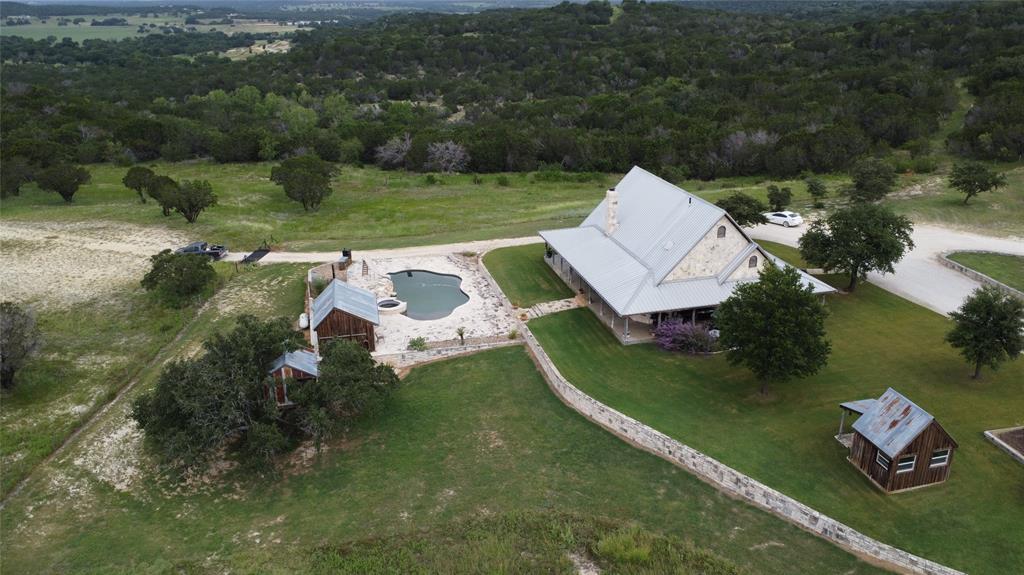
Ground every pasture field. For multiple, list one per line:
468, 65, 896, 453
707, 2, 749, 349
0, 14, 301, 42
526, 280, 1024, 575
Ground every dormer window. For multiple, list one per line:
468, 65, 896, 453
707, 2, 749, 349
748, 255, 758, 268
717, 226, 726, 238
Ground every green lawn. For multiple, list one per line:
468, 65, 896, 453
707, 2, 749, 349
0, 316, 884, 573
947, 251, 1024, 292
483, 243, 573, 308
755, 239, 808, 268
527, 283, 1024, 575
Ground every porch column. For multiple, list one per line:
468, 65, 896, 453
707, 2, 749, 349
624, 316, 630, 338
838, 410, 847, 436
587, 285, 592, 304
600, 299, 604, 316
691, 308, 697, 323
611, 313, 615, 329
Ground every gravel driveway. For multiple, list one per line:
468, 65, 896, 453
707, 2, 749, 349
749, 223, 1024, 315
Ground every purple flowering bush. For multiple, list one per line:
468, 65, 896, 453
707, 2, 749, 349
653, 320, 718, 353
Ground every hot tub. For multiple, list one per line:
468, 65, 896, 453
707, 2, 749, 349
377, 298, 408, 315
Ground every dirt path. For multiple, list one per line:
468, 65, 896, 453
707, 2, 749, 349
749, 223, 1024, 315
0, 297, 211, 510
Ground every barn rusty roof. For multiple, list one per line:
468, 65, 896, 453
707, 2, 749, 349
852, 388, 934, 458
839, 398, 877, 415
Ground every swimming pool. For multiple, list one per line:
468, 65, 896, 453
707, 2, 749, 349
388, 270, 469, 320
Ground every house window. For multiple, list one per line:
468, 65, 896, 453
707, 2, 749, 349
717, 226, 726, 238
748, 255, 758, 268
876, 452, 891, 470
930, 449, 950, 467
896, 454, 916, 474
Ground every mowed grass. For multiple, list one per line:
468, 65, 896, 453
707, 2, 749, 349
483, 243, 573, 308
527, 283, 1024, 575
947, 251, 1024, 292
0, 344, 885, 575
754, 239, 808, 268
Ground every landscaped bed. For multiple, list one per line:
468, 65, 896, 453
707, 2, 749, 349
528, 280, 1024, 575
946, 251, 1024, 292
0, 341, 884, 574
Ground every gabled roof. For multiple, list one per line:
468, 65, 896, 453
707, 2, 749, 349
539, 166, 835, 315
311, 279, 380, 327
852, 388, 935, 459
269, 349, 320, 378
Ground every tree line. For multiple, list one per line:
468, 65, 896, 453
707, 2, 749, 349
2, 1, 1022, 186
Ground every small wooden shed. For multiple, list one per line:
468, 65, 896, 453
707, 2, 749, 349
311, 279, 380, 351
267, 349, 319, 406
838, 388, 958, 493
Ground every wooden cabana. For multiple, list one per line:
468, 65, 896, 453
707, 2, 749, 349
310, 279, 380, 351
839, 388, 958, 493
267, 349, 319, 406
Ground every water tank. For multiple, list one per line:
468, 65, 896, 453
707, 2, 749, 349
298, 312, 309, 329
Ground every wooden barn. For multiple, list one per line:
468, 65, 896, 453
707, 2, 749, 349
267, 349, 319, 406
837, 388, 958, 493
311, 279, 380, 351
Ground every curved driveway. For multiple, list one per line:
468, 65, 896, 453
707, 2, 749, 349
749, 223, 1024, 315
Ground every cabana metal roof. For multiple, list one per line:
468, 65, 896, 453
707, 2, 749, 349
311, 279, 380, 327
839, 399, 878, 415
269, 349, 320, 378
539, 166, 834, 316
852, 388, 934, 459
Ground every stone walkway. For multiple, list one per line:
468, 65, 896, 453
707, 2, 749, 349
526, 297, 582, 319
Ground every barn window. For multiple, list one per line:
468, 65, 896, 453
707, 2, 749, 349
748, 255, 758, 268
896, 454, 916, 474
717, 226, 727, 238
930, 449, 950, 467
875, 452, 891, 471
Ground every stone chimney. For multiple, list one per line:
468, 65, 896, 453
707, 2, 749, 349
605, 188, 619, 235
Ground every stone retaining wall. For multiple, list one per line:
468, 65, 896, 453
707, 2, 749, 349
477, 249, 963, 575
939, 251, 1024, 299
374, 340, 520, 369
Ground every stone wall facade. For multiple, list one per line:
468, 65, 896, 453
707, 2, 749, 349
939, 251, 1024, 300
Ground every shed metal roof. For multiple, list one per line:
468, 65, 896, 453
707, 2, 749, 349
269, 349, 320, 378
539, 167, 835, 315
839, 399, 877, 415
852, 388, 934, 458
311, 279, 380, 327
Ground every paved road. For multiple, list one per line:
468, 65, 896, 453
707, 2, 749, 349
749, 223, 1024, 315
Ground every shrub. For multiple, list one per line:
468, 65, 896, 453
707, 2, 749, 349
0, 301, 43, 390
472, 174, 484, 185
407, 337, 428, 351
310, 277, 329, 297
497, 175, 511, 187
424, 174, 440, 185
652, 320, 717, 353
141, 250, 217, 307
507, 328, 519, 340
592, 525, 652, 565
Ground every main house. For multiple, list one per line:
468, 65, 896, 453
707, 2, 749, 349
539, 166, 834, 342
838, 388, 958, 493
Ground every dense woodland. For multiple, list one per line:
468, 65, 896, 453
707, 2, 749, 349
1, 1, 1023, 179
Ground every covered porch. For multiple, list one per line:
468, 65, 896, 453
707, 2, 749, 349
836, 398, 877, 448
544, 249, 714, 345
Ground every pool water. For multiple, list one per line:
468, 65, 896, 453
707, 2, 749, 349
388, 270, 469, 320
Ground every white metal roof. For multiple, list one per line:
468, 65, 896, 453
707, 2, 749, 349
540, 166, 835, 316
269, 349, 320, 378
311, 279, 380, 327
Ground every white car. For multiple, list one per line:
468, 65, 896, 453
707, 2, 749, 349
763, 211, 803, 227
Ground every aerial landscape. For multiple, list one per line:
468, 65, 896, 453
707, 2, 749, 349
0, 0, 1022, 573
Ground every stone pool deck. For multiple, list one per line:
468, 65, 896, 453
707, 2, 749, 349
347, 253, 517, 355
